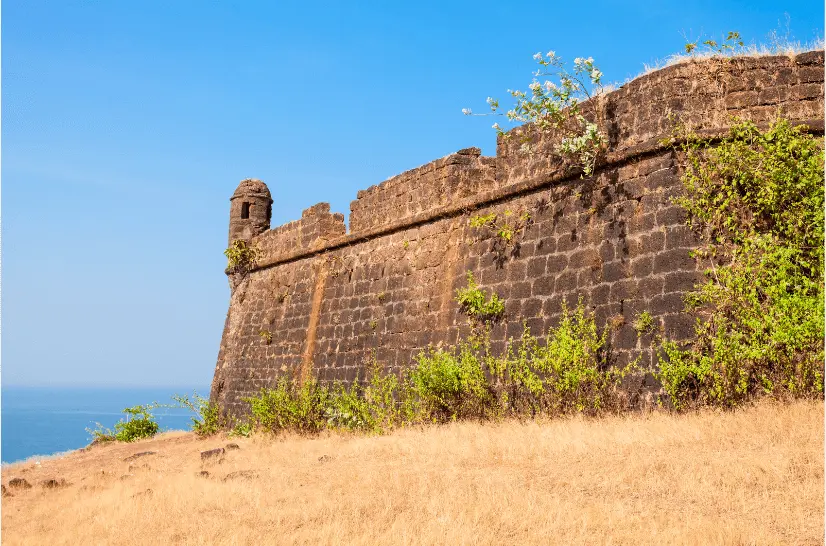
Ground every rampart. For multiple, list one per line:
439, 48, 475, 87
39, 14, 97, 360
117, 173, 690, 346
211, 52, 825, 418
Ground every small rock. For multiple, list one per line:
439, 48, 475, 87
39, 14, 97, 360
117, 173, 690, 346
222, 470, 258, 482
198, 471, 210, 478
41, 478, 68, 489
225, 443, 240, 450
318, 455, 332, 463
1, 485, 9, 496
200, 448, 225, 461
123, 451, 156, 462
131, 488, 153, 498
8, 478, 31, 490
120, 474, 134, 480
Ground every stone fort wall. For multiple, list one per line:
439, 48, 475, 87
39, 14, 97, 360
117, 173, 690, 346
211, 51, 824, 418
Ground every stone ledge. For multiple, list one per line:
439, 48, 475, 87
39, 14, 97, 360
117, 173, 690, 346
246, 118, 823, 274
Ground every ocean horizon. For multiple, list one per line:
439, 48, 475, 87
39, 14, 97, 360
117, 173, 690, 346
1, 385, 211, 464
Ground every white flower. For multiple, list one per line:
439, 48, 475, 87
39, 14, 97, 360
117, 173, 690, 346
462, 108, 472, 115
528, 81, 541, 91
574, 57, 584, 66
546, 51, 556, 59
533, 52, 543, 61
544, 80, 557, 92
492, 122, 501, 130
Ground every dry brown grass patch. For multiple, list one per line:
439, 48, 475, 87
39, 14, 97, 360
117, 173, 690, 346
1, 400, 823, 545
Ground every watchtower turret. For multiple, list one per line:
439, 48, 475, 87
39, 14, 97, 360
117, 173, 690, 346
229, 178, 272, 245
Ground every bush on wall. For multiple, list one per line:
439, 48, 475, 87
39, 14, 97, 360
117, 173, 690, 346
657, 119, 825, 409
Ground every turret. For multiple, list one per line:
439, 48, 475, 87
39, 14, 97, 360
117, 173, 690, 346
228, 178, 272, 245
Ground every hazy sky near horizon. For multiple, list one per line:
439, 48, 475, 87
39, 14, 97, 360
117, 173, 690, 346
2, 1, 823, 387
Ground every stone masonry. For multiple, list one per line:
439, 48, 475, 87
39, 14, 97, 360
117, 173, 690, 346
211, 52, 825, 418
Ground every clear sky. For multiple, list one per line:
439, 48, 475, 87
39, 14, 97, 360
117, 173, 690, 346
2, 1, 823, 387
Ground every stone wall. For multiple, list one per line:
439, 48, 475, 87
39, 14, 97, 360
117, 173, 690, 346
211, 51, 825, 418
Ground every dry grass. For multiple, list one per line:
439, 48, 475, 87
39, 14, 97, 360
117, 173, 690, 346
636, 38, 825, 79
1, 400, 823, 545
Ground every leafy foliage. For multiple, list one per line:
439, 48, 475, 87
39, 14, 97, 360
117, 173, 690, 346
486, 300, 638, 416
172, 392, 223, 437
88, 404, 160, 443
684, 31, 744, 55
243, 299, 635, 433
633, 311, 655, 335
224, 240, 259, 274
470, 210, 532, 247
411, 341, 495, 422
455, 271, 505, 323
465, 51, 607, 175
247, 376, 330, 434
657, 119, 825, 409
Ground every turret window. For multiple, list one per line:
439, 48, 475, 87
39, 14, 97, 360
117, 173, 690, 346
241, 202, 250, 219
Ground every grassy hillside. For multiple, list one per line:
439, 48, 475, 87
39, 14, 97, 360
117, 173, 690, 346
2, 400, 822, 545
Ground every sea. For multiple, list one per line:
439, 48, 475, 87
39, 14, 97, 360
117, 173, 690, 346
1, 386, 211, 464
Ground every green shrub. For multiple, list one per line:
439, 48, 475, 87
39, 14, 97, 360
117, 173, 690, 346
224, 240, 259, 274
229, 421, 253, 438
657, 119, 825, 409
89, 404, 160, 443
489, 301, 637, 416
172, 392, 222, 437
633, 311, 655, 336
411, 340, 495, 422
455, 271, 505, 323
247, 376, 330, 434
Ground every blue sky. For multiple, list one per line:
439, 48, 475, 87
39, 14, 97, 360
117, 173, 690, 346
2, 1, 823, 387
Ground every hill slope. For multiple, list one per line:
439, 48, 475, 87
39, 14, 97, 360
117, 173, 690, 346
1, 400, 823, 545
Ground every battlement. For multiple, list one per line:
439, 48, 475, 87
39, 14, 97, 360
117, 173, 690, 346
254, 202, 346, 259
245, 50, 823, 270
213, 51, 824, 418
349, 147, 497, 233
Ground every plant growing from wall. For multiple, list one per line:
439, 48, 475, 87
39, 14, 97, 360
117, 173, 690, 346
259, 330, 273, 345
455, 271, 505, 324
683, 31, 744, 56
464, 51, 607, 175
633, 311, 654, 336
470, 210, 533, 246
224, 240, 259, 275
657, 119, 825, 409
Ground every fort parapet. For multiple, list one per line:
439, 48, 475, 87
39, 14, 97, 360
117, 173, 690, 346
211, 52, 825, 418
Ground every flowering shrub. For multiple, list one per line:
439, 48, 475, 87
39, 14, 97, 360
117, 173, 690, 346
465, 51, 607, 175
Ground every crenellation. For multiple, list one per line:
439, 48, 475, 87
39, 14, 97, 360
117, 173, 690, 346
211, 51, 825, 419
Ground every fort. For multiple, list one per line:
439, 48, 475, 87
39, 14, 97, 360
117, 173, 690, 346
210, 51, 824, 418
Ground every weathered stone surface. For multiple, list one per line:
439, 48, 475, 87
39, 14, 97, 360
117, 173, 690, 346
131, 489, 153, 498
123, 451, 156, 462
41, 478, 69, 489
225, 443, 240, 450
200, 448, 225, 461
223, 470, 258, 481
210, 52, 825, 419
8, 478, 31, 490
